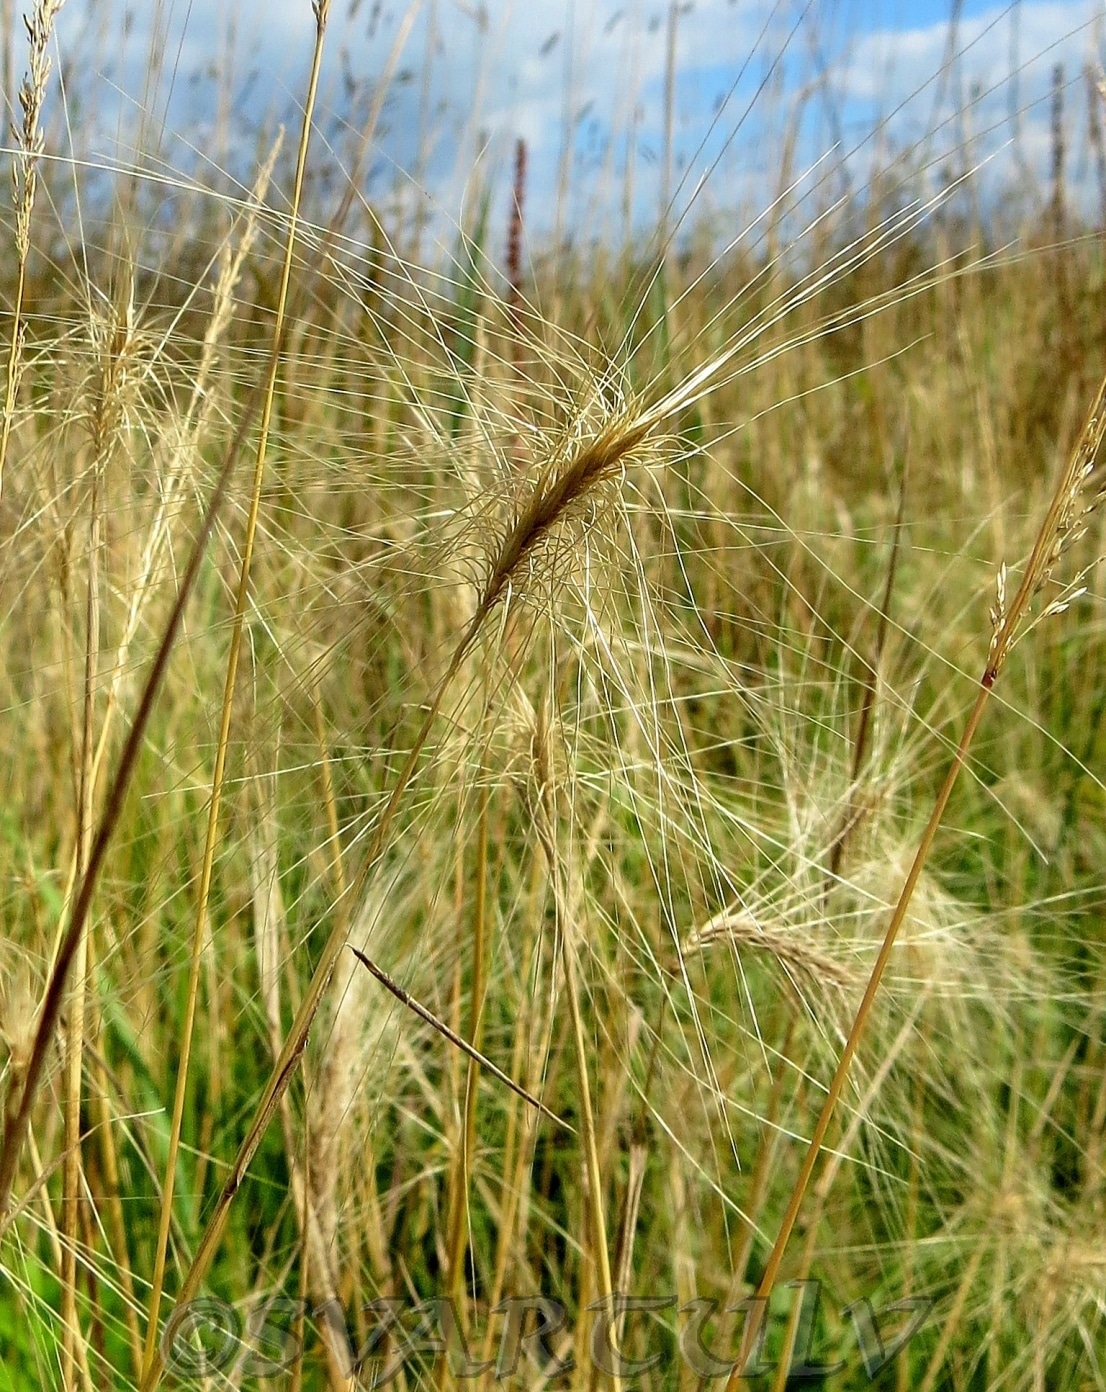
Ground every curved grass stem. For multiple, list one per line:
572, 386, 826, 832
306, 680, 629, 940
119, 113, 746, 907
730, 361, 1106, 1385
139, 2, 333, 1377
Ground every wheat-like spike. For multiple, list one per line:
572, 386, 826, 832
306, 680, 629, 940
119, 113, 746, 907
0, 0, 66, 497
476, 411, 652, 620
685, 909, 857, 994
986, 369, 1106, 681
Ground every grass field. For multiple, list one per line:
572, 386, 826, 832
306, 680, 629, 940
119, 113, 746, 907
1, 2, 1106, 1388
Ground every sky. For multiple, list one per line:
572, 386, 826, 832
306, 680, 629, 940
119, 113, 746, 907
41, 1, 1106, 248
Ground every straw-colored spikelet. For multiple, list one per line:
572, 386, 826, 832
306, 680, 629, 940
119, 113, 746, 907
11, 2, 65, 262
684, 907, 858, 996
474, 407, 652, 627
0, 0, 67, 497
988, 372, 1106, 678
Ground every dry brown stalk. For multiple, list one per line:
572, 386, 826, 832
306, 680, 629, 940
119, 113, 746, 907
351, 947, 568, 1131
0, 382, 264, 1230
827, 459, 908, 886
506, 137, 527, 347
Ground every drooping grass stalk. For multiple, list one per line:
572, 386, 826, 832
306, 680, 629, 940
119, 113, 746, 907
139, 3, 332, 1373
351, 947, 568, 1129
0, 0, 65, 499
732, 364, 1106, 1381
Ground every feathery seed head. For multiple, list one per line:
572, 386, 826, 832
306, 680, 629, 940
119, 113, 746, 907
684, 909, 858, 998
478, 406, 652, 623
988, 370, 1106, 678
12, 1, 66, 257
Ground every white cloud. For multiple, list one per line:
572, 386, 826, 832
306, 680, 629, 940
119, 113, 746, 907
42, 0, 1106, 237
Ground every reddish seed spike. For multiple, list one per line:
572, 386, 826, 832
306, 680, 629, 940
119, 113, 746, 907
507, 136, 527, 341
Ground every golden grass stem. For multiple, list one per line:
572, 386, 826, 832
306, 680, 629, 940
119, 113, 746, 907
91, 1021, 143, 1381
0, 249, 28, 501
61, 461, 101, 1392
139, 4, 332, 1372
763, 1002, 925, 1392
731, 363, 1106, 1382
561, 917, 616, 1386
445, 783, 490, 1315
289, 1151, 312, 1392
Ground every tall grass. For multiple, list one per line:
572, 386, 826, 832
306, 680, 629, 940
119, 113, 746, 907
1, 4, 1106, 1390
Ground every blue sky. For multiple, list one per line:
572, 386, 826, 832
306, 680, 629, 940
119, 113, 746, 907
44, 1, 1106, 244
